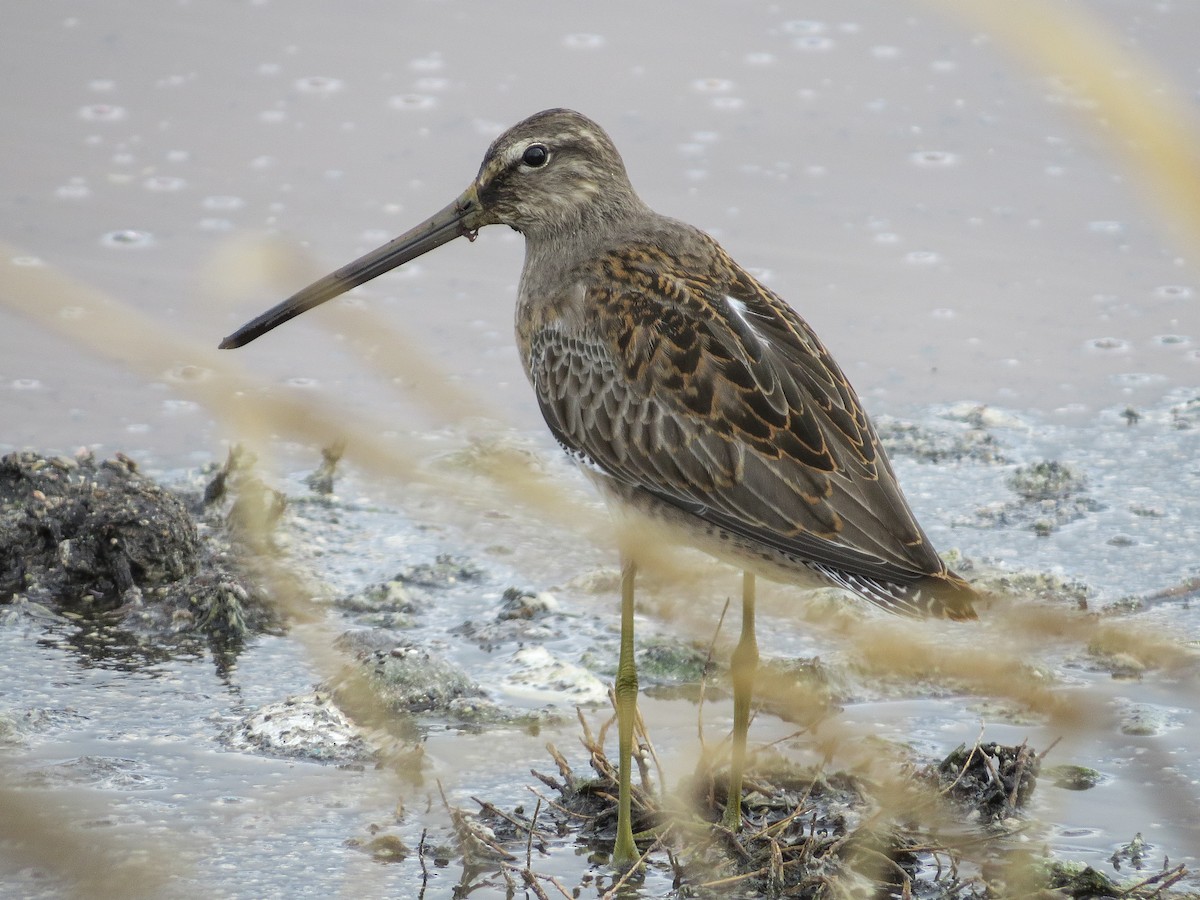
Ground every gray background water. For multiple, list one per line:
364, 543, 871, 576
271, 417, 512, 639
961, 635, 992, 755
2, 2, 1198, 897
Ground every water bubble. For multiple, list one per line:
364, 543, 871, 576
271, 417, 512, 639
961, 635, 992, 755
871, 45, 901, 59
126, 423, 151, 434
1087, 220, 1123, 234
784, 20, 826, 34
166, 150, 190, 163
904, 250, 941, 265
909, 150, 959, 167
692, 131, 719, 143
1153, 284, 1192, 299
793, 35, 835, 51
87, 79, 116, 92
198, 218, 234, 232
931, 308, 956, 320
415, 77, 449, 91
744, 52, 775, 66
409, 53, 445, 71
711, 96, 745, 111
693, 78, 734, 93
1155, 334, 1191, 346
563, 33, 605, 50
286, 376, 320, 389
678, 143, 706, 157
10, 256, 45, 267
202, 195, 245, 211
1086, 337, 1129, 351
258, 109, 288, 124
294, 75, 343, 95
388, 94, 437, 111
58, 307, 85, 320
257, 63, 281, 76
162, 399, 199, 415
249, 156, 275, 170
143, 175, 186, 192
101, 229, 154, 248
874, 232, 899, 244
79, 104, 127, 122
930, 60, 957, 73
11, 379, 42, 391
56, 180, 92, 200
164, 365, 212, 383
1110, 372, 1166, 386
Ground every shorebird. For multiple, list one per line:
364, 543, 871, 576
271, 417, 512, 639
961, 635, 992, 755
221, 108, 976, 869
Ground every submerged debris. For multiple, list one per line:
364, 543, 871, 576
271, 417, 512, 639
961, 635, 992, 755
497, 586, 559, 621
875, 413, 1008, 465
336, 630, 486, 714
930, 740, 1039, 821
1008, 461, 1088, 502
961, 459, 1101, 535
1169, 394, 1200, 430
303, 439, 346, 496
206, 446, 288, 551
438, 712, 1066, 898
1046, 764, 1104, 791
433, 713, 1199, 898
392, 554, 484, 589
1042, 858, 1190, 897
223, 691, 374, 763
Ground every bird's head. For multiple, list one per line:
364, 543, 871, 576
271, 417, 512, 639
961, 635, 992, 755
219, 108, 639, 349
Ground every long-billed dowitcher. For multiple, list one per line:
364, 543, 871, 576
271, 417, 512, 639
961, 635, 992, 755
221, 108, 976, 869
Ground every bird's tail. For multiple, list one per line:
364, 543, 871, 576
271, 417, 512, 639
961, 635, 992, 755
810, 564, 978, 621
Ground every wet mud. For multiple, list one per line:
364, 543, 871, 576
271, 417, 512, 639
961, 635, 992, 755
2, 405, 1197, 897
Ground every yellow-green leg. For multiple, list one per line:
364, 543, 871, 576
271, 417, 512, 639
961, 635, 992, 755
612, 558, 640, 869
722, 571, 758, 830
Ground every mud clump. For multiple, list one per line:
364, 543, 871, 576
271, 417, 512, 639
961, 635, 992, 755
0, 451, 197, 603
0, 450, 276, 649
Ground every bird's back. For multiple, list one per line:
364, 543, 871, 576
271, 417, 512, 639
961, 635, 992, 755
517, 214, 977, 621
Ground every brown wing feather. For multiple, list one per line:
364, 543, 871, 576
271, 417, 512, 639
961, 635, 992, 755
526, 234, 957, 597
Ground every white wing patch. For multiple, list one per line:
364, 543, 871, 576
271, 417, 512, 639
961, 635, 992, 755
724, 295, 769, 344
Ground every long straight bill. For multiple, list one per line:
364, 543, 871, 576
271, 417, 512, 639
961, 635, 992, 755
219, 185, 482, 349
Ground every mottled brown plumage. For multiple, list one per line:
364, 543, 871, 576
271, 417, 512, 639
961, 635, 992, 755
221, 108, 977, 866
487, 110, 975, 620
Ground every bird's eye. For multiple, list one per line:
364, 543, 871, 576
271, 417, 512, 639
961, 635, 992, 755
521, 144, 550, 168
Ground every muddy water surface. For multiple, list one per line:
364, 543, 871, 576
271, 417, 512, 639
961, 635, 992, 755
2, 1, 1199, 897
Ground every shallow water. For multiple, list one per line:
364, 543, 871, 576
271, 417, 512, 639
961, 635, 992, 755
4, 1, 1198, 459
2, 1, 1199, 897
